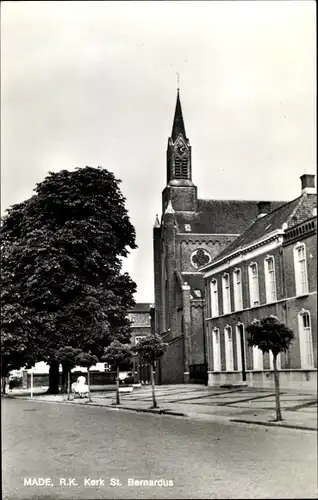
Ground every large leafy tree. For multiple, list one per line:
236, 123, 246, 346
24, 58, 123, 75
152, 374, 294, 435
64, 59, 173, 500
1, 166, 137, 393
134, 334, 167, 409
246, 315, 294, 421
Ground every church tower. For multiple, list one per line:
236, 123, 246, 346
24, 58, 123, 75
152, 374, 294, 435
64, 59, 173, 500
162, 90, 197, 213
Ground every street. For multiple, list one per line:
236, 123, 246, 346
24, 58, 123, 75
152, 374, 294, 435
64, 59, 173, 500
2, 398, 317, 499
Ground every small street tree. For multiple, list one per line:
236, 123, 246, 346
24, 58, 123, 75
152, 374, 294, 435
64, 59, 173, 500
75, 351, 99, 402
56, 346, 82, 400
246, 316, 295, 421
102, 340, 132, 405
135, 334, 167, 409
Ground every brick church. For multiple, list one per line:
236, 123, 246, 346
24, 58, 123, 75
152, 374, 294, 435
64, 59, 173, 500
153, 90, 284, 384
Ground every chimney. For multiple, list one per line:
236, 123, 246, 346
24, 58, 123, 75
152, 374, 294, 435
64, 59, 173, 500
300, 174, 316, 194
257, 201, 271, 219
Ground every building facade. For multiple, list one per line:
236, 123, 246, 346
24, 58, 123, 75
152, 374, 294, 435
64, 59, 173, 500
153, 91, 284, 384
202, 174, 317, 390
127, 302, 153, 383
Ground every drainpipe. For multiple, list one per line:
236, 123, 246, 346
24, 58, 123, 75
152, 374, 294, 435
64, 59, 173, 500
201, 298, 208, 385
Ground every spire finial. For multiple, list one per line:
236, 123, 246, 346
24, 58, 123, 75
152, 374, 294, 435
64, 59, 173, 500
176, 72, 180, 91
154, 214, 160, 228
171, 86, 186, 142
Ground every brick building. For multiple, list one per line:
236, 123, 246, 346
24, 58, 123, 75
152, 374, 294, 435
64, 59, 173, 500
202, 174, 317, 390
127, 303, 153, 383
153, 91, 284, 384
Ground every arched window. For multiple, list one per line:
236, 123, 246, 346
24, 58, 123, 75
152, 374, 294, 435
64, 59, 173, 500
249, 262, 260, 307
298, 310, 314, 368
264, 255, 277, 303
224, 325, 234, 371
233, 268, 243, 311
213, 328, 221, 371
222, 273, 231, 314
210, 279, 219, 317
294, 243, 308, 295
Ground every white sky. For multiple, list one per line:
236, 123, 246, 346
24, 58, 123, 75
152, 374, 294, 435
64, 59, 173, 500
1, 1, 316, 302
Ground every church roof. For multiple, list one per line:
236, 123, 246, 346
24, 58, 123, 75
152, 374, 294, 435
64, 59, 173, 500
210, 194, 316, 264
129, 303, 153, 313
171, 90, 187, 142
174, 199, 285, 235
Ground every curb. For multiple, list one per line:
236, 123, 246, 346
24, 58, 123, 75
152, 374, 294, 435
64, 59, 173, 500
7, 396, 315, 429
119, 406, 187, 417
231, 418, 317, 432
7, 396, 188, 418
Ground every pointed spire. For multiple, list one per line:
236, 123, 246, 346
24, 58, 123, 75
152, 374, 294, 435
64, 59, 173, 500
171, 90, 186, 142
165, 199, 175, 214
154, 214, 160, 228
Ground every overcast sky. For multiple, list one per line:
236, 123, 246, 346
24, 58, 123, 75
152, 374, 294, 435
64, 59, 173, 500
1, 1, 316, 303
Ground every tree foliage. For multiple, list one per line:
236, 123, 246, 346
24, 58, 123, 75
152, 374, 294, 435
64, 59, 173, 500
102, 340, 132, 366
134, 334, 167, 365
246, 316, 295, 355
55, 346, 83, 370
75, 352, 99, 369
1, 166, 137, 373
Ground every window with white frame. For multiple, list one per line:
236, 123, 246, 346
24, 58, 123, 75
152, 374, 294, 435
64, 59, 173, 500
298, 310, 314, 368
252, 346, 263, 370
294, 243, 309, 295
249, 262, 260, 307
222, 273, 231, 314
269, 351, 281, 370
210, 279, 219, 317
233, 268, 243, 311
224, 326, 234, 371
213, 328, 221, 371
235, 324, 244, 372
265, 256, 277, 303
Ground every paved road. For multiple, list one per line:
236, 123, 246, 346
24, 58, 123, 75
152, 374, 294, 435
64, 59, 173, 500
2, 398, 317, 499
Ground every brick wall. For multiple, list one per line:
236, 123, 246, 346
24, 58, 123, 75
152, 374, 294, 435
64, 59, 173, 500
178, 236, 233, 273
283, 231, 317, 297
158, 334, 185, 384
190, 302, 205, 364
162, 185, 197, 213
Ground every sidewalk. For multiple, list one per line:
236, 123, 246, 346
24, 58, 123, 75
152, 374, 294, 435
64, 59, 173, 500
7, 384, 317, 431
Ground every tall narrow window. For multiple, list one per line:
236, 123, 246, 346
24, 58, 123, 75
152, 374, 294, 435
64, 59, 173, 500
265, 256, 277, 303
235, 324, 244, 372
294, 243, 309, 295
269, 351, 281, 370
233, 268, 243, 311
210, 279, 219, 317
222, 273, 231, 314
224, 326, 234, 371
249, 262, 260, 307
298, 310, 314, 368
252, 346, 263, 370
213, 328, 221, 371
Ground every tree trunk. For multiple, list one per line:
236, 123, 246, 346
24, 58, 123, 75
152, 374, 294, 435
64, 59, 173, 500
67, 370, 71, 401
116, 364, 120, 405
61, 366, 67, 394
46, 361, 59, 394
2, 377, 7, 395
87, 368, 91, 402
150, 362, 157, 409
273, 353, 282, 421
